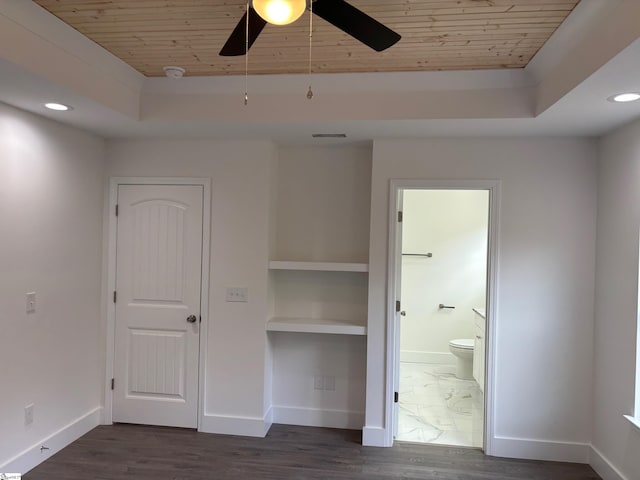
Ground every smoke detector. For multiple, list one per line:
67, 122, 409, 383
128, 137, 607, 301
163, 66, 185, 79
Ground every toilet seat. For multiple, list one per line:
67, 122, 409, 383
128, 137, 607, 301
449, 338, 474, 350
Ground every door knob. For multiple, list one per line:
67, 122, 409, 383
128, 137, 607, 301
186, 314, 198, 324
400, 311, 406, 316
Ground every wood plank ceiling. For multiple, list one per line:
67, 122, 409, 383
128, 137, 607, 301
33, 0, 580, 77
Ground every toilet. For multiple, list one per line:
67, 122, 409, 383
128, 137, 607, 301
448, 338, 474, 380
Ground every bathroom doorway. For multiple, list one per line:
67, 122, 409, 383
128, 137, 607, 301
387, 182, 497, 451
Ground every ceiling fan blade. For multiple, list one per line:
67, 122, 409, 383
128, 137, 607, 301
312, 0, 401, 52
219, 8, 267, 56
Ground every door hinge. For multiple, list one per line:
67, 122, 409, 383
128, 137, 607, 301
113, 291, 117, 303
397, 211, 403, 222
199, 315, 202, 324
115, 204, 119, 216
111, 378, 115, 390
395, 300, 401, 312
394, 391, 399, 403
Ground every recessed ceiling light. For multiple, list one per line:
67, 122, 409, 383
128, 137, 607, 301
608, 93, 640, 103
45, 102, 72, 111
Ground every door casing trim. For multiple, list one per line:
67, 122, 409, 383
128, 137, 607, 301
385, 179, 500, 454
104, 177, 211, 430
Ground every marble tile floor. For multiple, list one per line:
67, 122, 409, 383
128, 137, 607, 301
396, 362, 484, 448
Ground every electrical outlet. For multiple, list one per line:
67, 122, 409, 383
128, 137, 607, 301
314, 375, 324, 390
26, 292, 36, 314
225, 287, 248, 302
324, 376, 336, 391
25, 403, 34, 426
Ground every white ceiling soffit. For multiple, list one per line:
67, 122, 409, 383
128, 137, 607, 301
526, 0, 640, 115
0, 0, 143, 118
0, 0, 639, 141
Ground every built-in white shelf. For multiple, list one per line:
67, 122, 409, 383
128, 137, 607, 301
267, 317, 367, 336
269, 261, 369, 272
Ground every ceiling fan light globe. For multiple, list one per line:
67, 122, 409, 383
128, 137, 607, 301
252, 0, 306, 25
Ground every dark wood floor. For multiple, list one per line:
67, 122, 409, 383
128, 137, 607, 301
24, 424, 601, 480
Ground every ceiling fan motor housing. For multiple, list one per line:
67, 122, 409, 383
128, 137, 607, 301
252, 0, 307, 25
220, 0, 401, 56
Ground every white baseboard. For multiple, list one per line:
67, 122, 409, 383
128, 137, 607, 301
264, 406, 273, 435
0, 407, 102, 475
491, 435, 590, 463
400, 351, 455, 365
589, 445, 629, 480
272, 406, 364, 430
362, 425, 388, 447
199, 412, 271, 438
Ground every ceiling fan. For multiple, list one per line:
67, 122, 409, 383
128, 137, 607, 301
219, 0, 401, 56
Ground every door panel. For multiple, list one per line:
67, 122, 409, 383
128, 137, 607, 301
113, 184, 203, 428
128, 328, 186, 399
132, 200, 186, 302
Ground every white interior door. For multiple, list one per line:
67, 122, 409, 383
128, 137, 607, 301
392, 190, 404, 439
113, 184, 203, 428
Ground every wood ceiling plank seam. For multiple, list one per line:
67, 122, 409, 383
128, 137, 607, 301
113, 44, 542, 54
61, 14, 570, 28
47, 5, 576, 19
64, 17, 568, 33
99, 38, 547, 48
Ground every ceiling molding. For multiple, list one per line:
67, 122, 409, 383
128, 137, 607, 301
141, 87, 534, 123
143, 68, 532, 95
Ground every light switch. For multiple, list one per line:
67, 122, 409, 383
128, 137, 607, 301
324, 376, 336, 391
26, 292, 36, 314
225, 287, 248, 303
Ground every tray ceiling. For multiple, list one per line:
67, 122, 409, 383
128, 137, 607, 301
33, 0, 580, 77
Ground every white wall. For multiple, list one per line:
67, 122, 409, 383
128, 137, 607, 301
0, 103, 105, 470
268, 145, 371, 428
592, 118, 640, 480
270, 333, 367, 428
105, 139, 276, 434
365, 138, 597, 461
401, 190, 488, 361
0, 109, 613, 468
273, 145, 372, 263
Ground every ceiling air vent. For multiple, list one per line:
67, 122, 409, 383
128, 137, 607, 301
312, 133, 347, 138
